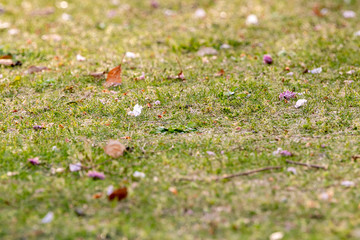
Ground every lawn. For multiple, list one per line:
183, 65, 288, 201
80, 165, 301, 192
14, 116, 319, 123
1, 0, 360, 239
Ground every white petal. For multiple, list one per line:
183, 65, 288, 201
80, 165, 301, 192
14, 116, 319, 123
341, 180, 355, 187
41, 212, 54, 224
246, 14, 258, 25
133, 171, 146, 178
309, 67, 322, 74
69, 163, 82, 172
295, 99, 307, 108
194, 8, 206, 18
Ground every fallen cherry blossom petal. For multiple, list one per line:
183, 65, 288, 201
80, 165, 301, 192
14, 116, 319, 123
246, 14, 258, 25
41, 212, 54, 224
125, 52, 137, 58
42, 34, 62, 42
128, 104, 143, 116
133, 171, 146, 178
273, 148, 282, 156
61, 13, 72, 21
295, 99, 307, 108
287, 167, 297, 175
343, 10, 356, 18
206, 151, 216, 156
197, 47, 218, 57
220, 44, 231, 49
137, 72, 145, 80
263, 54, 273, 64
154, 100, 161, 105
76, 54, 86, 62
0, 21, 10, 29
309, 67, 322, 74
150, 0, 159, 8
280, 150, 293, 157
341, 180, 355, 187
279, 91, 296, 100
107, 185, 114, 196
87, 171, 105, 180
8, 28, 19, 35
28, 157, 40, 165
69, 163, 82, 172
270, 232, 284, 240
194, 8, 206, 19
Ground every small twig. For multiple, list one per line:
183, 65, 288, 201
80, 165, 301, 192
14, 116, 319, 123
177, 166, 282, 182
175, 57, 183, 72
286, 160, 327, 170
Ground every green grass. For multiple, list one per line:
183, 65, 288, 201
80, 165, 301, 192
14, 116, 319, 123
1, 0, 360, 239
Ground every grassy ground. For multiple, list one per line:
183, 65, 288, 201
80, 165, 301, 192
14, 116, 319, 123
1, 0, 360, 239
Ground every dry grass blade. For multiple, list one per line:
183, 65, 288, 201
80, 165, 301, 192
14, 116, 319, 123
177, 166, 282, 182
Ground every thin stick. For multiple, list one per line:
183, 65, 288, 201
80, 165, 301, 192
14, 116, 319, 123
286, 160, 327, 170
177, 166, 282, 182
213, 166, 282, 181
175, 57, 183, 72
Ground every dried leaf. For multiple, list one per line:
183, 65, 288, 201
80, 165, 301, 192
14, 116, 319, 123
214, 69, 225, 77
93, 193, 103, 199
312, 5, 324, 17
0, 54, 12, 59
104, 65, 122, 87
104, 140, 126, 158
108, 187, 128, 201
169, 186, 178, 195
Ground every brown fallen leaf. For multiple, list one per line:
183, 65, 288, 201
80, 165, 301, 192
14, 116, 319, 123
312, 5, 324, 17
92, 192, 103, 199
104, 65, 122, 87
352, 155, 360, 162
0, 54, 12, 59
169, 186, 178, 195
0, 59, 22, 67
104, 140, 126, 158
25, 66, 49, 75
214, 69, 225, 77
108, 187, 128, 201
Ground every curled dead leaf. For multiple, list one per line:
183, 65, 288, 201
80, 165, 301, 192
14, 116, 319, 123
25, 66, 49, 75
88, 71, 105, 79
108, 187, 128, 201
104, 140, 126, 158
104, 65, 122, 87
